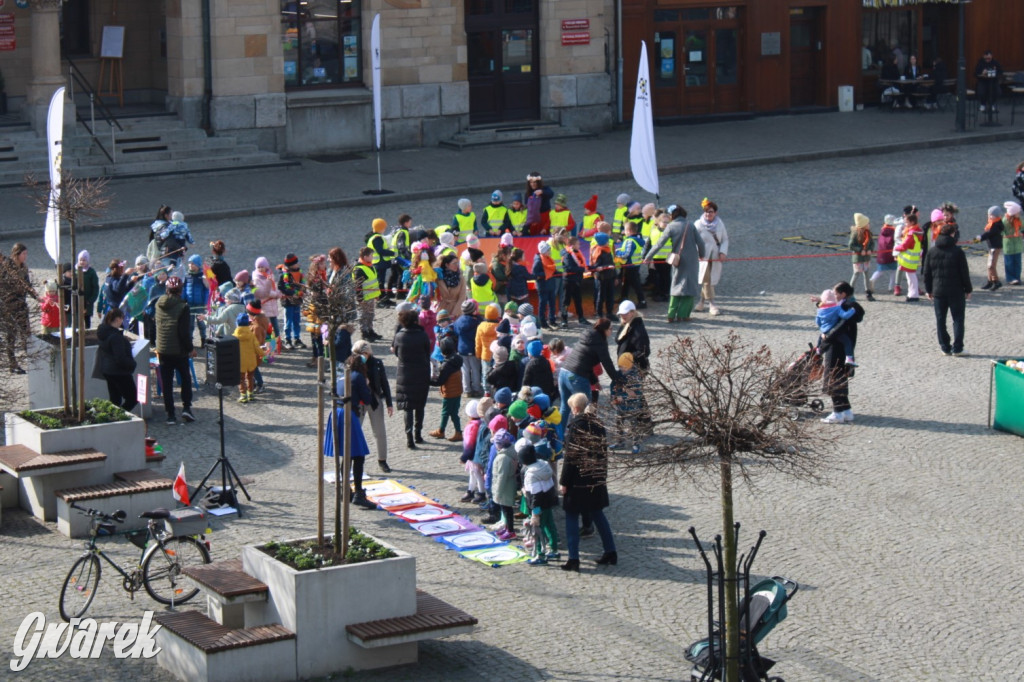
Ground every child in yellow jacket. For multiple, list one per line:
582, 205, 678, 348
233, 313, 264, 403
475, 303, 501, 377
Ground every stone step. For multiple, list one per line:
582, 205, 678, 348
440, 121, 596, 149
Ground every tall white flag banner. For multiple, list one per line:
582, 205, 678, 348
629, 42, 659, 197
371, 14, 382, 151
44, 86, 66, 264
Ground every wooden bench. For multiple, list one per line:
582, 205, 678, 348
345, 589, 477, 648
0, 444, 107, 477
183, 559, 269, 628
155, 610, 296, 682
54, 471, 174, 538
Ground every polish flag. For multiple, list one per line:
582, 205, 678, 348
173, 463, 190, 506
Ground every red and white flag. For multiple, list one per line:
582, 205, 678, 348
173, 462, 190, 505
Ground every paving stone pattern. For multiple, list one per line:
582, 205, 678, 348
2, 135, 1024, 680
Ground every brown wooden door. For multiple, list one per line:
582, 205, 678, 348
651, 8, 743, 118
466, 1, 540, 124
790, 7, 824, 108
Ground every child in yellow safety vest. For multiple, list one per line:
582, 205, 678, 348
611, 193, 631, 241
451, 198, 477, 244
893, 214, 924, 301
470, 261, 497, 307
580, 195, 603, 242
353, 247, 382, 341
549, 193, 576, 237
481, 190, 513, 236
508, 193, 528, 236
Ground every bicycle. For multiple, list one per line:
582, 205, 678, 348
59, 503, 212, 622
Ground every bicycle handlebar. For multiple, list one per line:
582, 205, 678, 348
70, 502, 127, 524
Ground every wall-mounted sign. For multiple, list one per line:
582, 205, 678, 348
0, 36, 13, 51
15, 0, 29, 8
562, 32, 590, 46
561, 19, 589, 31
0, 13, 13, 24
761, 32, 781, 56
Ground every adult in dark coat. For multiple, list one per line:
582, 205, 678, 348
96, 309, 139, 412
391, 308, 431, 448
922, 225, 973, 356
819, 282, 864, 424
559, 393, 617, 571
557, 318, 624, 417
615, 301, 650, 371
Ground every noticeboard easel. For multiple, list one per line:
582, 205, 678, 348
99, 26, 125, 107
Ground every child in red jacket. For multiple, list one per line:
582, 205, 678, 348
40, 280, 62, 333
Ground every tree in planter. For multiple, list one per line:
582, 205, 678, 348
302, 264, 360, 557
25, 169, 110, 422
598, 332, 837, 682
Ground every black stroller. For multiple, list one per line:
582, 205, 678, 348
685, 528, 799, 682
777, 342, 826, 414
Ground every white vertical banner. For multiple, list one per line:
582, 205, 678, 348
44, 86, 66, 264
371, 14, 382, 151
629, 42, 659, 197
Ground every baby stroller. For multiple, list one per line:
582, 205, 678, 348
686, 527, 799, 682
685, 576, 800, 681
776, 342, 826, 414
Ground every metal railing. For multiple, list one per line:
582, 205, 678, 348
66, 57, 123, 164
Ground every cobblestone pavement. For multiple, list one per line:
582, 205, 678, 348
3, 136, 1024, 681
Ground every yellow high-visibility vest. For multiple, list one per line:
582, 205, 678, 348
352, 264, 381, 300
896, 233, 922, 271
470, 277, 497, 305
483, 205, 509, 234
453, 213, 476, 244
612, 206, 628, 235
508, 208, 527, 234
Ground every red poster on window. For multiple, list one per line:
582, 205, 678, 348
561, 32, 590, 46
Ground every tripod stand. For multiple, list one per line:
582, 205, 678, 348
192, 385, 251, 516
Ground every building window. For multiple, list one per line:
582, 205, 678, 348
60, 0, 91, 58
862, 9, 916, 73
282, 0, 362, 88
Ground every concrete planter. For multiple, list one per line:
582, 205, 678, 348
4, 410, 146, 520
26, 334, 153, 418
243, 535, 418, 678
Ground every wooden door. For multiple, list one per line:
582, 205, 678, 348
466, 1, 540, 124
790, 7, 824, 108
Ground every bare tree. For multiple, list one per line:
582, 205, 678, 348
302, 267, 359, 557
600, 331, 837, 682
25, 169, 110, 421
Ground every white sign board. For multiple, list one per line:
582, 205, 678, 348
100, 25, 124, 59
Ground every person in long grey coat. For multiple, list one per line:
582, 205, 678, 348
643, 204, 705, 322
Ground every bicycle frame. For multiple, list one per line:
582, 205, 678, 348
78, 519, 174, 589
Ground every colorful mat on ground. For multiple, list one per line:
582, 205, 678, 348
460, 545, 532, 567
365, 478, 530, 567
410, 517, 481, 536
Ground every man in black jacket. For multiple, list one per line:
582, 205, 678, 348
155, 276, 196, 424
922, 224, 973, 356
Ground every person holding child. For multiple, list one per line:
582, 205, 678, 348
815, 288, 858, 368
819, 282, 865, 424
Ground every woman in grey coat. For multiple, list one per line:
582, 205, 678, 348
643, 204, 705, 322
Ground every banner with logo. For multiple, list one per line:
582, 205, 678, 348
629, 42, 659, 197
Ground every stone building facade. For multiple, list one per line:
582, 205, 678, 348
0, 0, 617, 154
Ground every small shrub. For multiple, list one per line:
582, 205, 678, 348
18, 399, 130, 429
261, 530, 395, 571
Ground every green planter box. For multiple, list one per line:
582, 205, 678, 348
990, 359, 1024, 436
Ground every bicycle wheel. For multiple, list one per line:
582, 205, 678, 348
142, 536, 211, 605
59, 554, 101, 621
